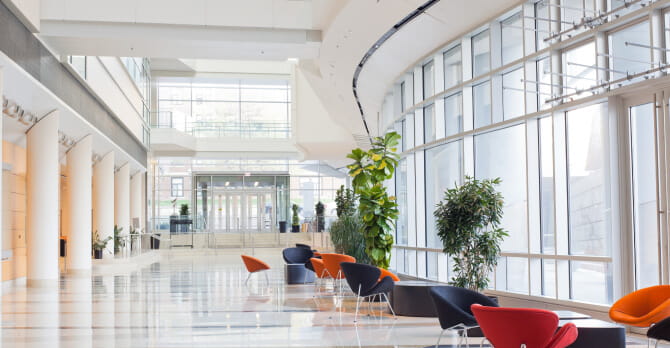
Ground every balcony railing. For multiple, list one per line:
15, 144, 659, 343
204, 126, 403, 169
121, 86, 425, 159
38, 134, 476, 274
151, 111, 291, 139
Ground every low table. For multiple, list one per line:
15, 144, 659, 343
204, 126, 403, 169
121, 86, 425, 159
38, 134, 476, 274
559, 318, 625, 348
389, 280, 439, 317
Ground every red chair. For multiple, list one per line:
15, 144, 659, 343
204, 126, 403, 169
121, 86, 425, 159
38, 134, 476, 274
241, 255, 271, 285
471, 304, 578, 348
320, 253, 356, 293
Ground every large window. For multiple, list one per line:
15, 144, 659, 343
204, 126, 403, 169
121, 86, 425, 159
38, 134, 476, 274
424, 104, 436, 143
396, 159, 408, 245
157, 78, 292, 138
444, 45, 462, 89
501, 12, 523, 65
445, 93, 463, 136
425, 141, 463, 249
171, 177, 184, 197
473, 81, 492, 128
472, 30, 491, 77
608, 21, 651, 85
423, 61, 435, 99
503, 68, 525, 119
562, 42, 597, 100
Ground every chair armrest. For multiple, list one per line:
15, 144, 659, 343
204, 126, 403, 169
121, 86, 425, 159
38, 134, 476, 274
545, 323, 578, 348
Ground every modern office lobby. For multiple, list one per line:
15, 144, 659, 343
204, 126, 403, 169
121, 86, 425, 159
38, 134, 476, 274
2, 0, 670, 347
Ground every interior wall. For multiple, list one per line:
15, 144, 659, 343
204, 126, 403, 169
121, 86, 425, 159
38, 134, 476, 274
2, 140, 26, 281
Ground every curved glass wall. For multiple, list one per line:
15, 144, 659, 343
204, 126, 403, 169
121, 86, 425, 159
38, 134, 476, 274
383, 0, 670, 306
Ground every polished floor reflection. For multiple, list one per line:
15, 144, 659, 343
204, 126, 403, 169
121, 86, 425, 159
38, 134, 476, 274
0, 249, 664, 347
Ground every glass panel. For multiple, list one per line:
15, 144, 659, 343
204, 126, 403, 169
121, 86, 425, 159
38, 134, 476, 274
501, 12, 524, 65
423, 61, 435, 98
424, 104, 436, 143
570, 261, 612, 304
503, 68, 525, 120
445, 93, 463, 137
425, 141, 463, 249
608, 21, 651, 85
400, 81, 406, 112
535, 1, 550, 51
396, 159, 408, 245
539, 117, 555, 254
475, 125, 528, 253
561, 0, 595, 35
473, 81, 492, 129
542, 259, 556, 297
537, 57, 552, 110
630, 103, 660, 289
472, 30, 491, 77
507, 257, 529, 293
563, 42, 597, 100
566, 103, 612, 257
427, 252, 439, 280
444, 45, 463, 89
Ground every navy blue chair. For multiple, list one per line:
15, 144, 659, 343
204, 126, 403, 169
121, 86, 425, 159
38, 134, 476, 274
282, 247, 313, 264
295, 243, 312, 250
429, 285, 499, 347
282, 247, 315, 284
648, 316, 670, 348
340, 262, 396, 322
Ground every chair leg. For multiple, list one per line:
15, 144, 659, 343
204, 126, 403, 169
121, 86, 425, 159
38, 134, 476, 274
464, 326, 469, 347
354, 286, 362, 323
244, 272, 252, 285
264, 271, 269, 286
382, 293, 396, 319
435, 329, 445, 348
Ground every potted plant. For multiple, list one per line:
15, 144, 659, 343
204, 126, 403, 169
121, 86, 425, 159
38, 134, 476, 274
315, 201, 325, 232
113, 225, 125, 254
92, 231, 111, 259
335, 185, 356, 218
179, 203, 190, 217
434, 176, 508, 291
347, 132, 401, 269
291, 204, 300, 233
129, 226, 139, 252
330, 214, 371, 264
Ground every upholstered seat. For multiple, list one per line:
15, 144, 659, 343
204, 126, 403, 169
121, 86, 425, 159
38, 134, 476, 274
647, 316, 670, 347
240, 255, 270, 285
340, 262, 396, 322
609, 285, 670, 327
471, 304, 578, 348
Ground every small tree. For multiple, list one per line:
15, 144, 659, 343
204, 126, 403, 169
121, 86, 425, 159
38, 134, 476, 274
113, 225, 125, 254
291, 204, 300, 227
179, 203, 190, 216
335, 185, 357, 218
434, 176, 508, 291
315, 201, 325, 232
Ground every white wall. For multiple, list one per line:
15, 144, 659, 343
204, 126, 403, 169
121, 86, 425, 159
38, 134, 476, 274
79, 57, 145, 143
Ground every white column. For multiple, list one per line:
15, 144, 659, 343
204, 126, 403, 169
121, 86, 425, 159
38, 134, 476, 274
26, 111, 59, 286
0, 67, 3, 284
94, 152, 114, 259
130, 172, 142, 231
114, 163, 130, 246
66, 135, 92, 272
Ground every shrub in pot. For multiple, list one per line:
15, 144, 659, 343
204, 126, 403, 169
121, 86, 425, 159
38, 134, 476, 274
92, 231, 112, 259
291, 204, 300, 232
434, 176, 508, 291
315, 201, 325, 232
330, 214, 371, 264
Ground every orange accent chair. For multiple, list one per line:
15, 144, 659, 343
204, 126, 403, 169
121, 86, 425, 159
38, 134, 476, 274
609, 285, 670, 327
378, 268, 400, 282
320, 253, 356, 293
241, 255, 271, 285
310, 258, 331, 289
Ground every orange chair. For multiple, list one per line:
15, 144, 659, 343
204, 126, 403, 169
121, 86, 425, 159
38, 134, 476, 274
378, 268, 400, 282
321, 253, 356, 293
609, 285, 670, 327
241, 255, 271, 285
310, 258, 331, 289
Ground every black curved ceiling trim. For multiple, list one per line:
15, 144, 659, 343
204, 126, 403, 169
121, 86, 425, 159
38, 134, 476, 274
352, 0, 441, 142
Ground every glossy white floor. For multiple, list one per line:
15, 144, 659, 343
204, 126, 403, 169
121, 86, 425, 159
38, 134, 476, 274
0, 248, 662, 347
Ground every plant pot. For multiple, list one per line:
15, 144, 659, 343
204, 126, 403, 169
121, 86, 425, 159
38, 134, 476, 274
151, 235, 160, 249
291, 225, 300, 233
93, 249, 103, 259
279, 221, 288, 233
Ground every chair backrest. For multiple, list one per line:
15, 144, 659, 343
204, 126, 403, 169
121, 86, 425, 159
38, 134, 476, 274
310, 258, 329, 278
611, 285, 670, 317
321, 253, 356, 279
295, 243, 312, 250
378, 268, 400, 282
471, 304, 559, 348
282, 247, 314, 264
241, 255, 270, 273
340, 262, 381, 295
429, 286, 498, 329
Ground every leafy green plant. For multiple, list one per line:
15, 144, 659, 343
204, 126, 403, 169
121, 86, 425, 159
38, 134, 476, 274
434, 176, 508, 291
179, 203, 190, 216
335, 185, 357, 218
330, 214, 371, 264
347, 131, 401, 269
113, 225, 125, 253
315, 201, 325, 232
92, 231, 112, 251
291, 204, 300, 226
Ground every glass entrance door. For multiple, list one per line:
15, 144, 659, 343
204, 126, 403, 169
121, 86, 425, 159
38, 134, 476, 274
206, 189, 277, 247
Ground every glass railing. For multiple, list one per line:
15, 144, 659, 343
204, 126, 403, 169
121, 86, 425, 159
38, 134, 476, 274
151, 111, 291, 139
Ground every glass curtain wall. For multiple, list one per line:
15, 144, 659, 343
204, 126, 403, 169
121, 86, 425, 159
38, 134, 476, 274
381, 0, 670, 306
156, 77, 292, 138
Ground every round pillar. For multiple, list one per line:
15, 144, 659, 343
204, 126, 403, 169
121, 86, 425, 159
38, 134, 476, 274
66, 135, 92, 272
